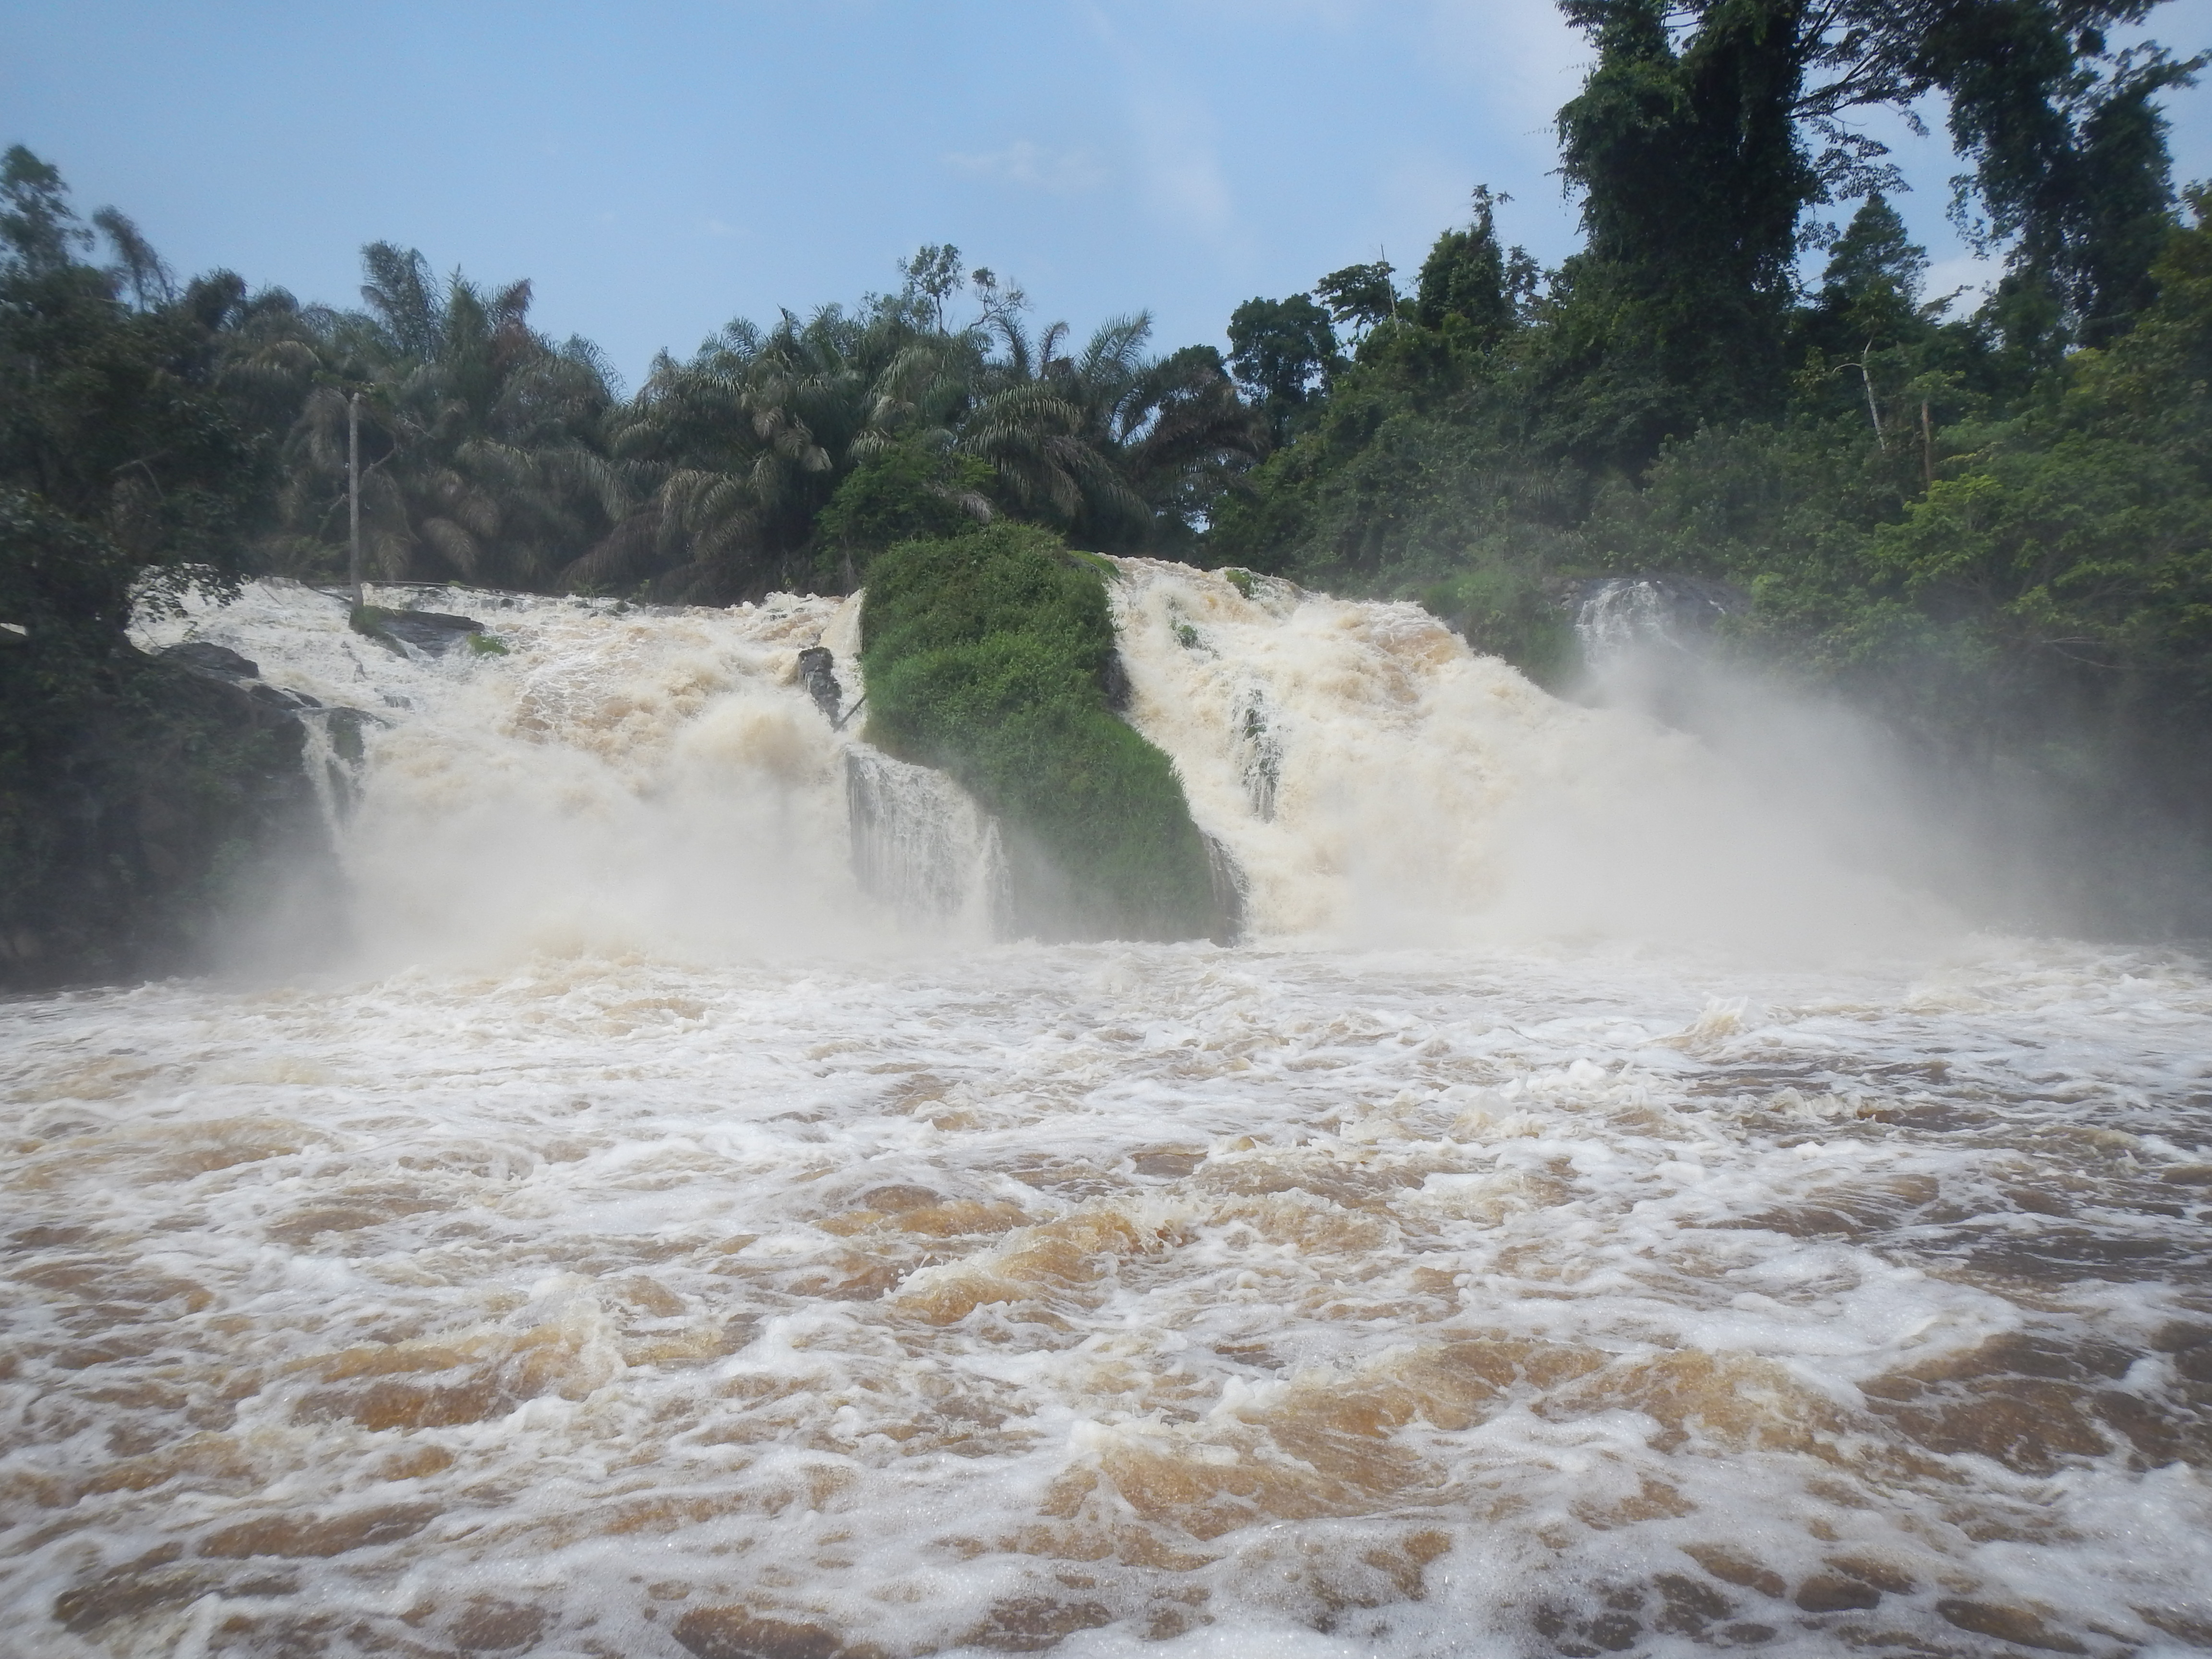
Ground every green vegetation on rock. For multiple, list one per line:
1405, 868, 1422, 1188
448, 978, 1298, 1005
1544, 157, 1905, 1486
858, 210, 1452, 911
860, 524, 1222, 942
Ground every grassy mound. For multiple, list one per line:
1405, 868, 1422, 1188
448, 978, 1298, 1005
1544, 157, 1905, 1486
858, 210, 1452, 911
860, 524, 1223, 941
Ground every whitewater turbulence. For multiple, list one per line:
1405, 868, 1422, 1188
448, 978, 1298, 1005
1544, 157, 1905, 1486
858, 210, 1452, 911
1107, 561, 1937, 955
126, 580, 1015, 966
2, 573, 2208, 1659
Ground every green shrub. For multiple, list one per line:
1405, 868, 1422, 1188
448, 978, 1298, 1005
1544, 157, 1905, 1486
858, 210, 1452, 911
861, 523, 1223, 941
814, 442, 994, 586
1421, 562, 1579, 689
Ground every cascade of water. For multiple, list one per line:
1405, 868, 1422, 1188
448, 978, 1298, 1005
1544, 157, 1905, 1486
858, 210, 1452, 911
41, 569, 2201, 1659
1570, 573, 1748, 671
130, 580, 1009, 962
290, 707, 379, 843
844, 744, 1007, 936
134, 564, 1941, 961
1106, 557, 1933, 955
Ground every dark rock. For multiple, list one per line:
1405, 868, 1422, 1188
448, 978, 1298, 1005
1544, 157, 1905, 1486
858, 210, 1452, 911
247, 680, 322, 713
1100, 648, 1133, 711
0, 646, 344, 990
796, 646, 842, 719
1203, 832, 1246, 946
162, 640, 261, 679
1564, 573, 1750, 659
320, 706, 384, 765
352, 605, 484, 655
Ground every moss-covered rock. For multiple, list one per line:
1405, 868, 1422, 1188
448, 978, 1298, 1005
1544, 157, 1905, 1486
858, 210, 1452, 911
861, 524, 1224, 942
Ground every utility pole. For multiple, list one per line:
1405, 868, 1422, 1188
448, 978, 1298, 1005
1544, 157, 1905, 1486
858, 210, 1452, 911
348, 391, 363, 608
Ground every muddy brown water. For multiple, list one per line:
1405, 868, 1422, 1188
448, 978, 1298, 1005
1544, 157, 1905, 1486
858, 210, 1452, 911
5, 941, 2210, 1658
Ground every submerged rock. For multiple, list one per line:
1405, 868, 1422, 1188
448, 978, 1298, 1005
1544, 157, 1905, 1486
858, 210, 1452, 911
163, 639, 324, 713
351, 605, 485, 655
1100, 647, 1133, 712
1203, 832, 1247, 946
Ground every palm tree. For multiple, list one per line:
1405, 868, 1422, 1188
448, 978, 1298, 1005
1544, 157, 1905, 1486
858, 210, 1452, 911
571, 251, 1262, 598
259, 244, 622, 589
579, 295, 983, 600
962, 312, 1260, 549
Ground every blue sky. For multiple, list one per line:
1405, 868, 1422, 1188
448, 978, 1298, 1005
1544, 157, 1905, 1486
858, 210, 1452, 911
6, 0, 2210, 389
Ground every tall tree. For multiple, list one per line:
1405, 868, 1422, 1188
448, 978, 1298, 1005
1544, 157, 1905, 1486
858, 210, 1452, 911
1925, 5, 2200, 347
0, 151, 310, 985
1548, 0, 1820, 463
267, 244, 622, 588
1544, 0, 2192, 459
1226, 294, 1338, 447
1414, 187, 1531, 348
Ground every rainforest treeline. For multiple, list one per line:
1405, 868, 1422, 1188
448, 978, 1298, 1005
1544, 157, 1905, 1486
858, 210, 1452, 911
6, 0, 2212, 957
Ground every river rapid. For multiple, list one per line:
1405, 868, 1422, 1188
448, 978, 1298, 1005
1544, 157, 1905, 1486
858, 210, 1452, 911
3, 568, 2209, 1659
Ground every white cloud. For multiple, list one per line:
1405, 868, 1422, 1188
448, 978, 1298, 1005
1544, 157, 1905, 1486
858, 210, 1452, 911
1424, 0, 1587, 127
944, 139, 1109, 194
1072, 4, 1243, 251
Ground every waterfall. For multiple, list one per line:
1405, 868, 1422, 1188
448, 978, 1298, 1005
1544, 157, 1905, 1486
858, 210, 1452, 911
45, 576, 2193, 1659
132, 563, 1932, 961
844, 744, 1008, 936
1104, 558, 1929, 954
130, 580, 998, 962
1570, 573, 1747, 671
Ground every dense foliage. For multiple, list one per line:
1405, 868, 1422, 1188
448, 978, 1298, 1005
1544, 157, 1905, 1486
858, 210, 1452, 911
8, 0, 2212, 960
860, 524, 1224, 942
214, 242, 1257, 602
0, 146, 318, 984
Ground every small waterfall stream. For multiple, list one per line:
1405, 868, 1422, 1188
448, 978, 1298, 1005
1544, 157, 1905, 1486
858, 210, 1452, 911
844, 745, 1009, 935
1569, 573, 1748, 672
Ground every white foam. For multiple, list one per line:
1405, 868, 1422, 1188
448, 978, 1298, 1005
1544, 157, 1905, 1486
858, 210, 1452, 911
1108, 559, 1947, 958
3, 939, 2208, 1656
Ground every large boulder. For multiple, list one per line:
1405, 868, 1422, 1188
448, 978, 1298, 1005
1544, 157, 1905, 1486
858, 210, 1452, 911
2, 647, 346, 989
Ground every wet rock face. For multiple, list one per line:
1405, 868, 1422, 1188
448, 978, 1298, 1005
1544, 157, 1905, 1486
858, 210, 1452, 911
1100, 648, 1133, 712
0, 649, 338, 990
796, 647, 843, 720
352, 606, 485, 655
1567, 573, 1750, 664
161, 640, 261, 679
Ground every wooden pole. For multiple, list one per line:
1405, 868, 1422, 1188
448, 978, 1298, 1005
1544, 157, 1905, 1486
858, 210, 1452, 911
348, 392, 362, 608
1857, 343, 1885, 453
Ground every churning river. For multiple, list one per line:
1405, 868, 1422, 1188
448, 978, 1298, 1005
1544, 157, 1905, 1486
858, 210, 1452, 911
4, 566, 2209, 1659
